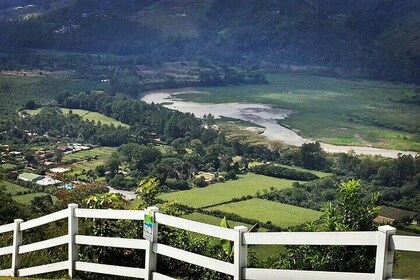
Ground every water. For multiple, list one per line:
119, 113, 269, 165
141, 89, 418, 158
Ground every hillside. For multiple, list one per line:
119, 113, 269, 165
0, 0, 419, 83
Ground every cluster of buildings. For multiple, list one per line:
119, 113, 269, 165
17, 172, 62, 186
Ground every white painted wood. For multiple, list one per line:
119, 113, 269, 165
75, 235, 149, 250
233, 226, 248, 280
374, 225, 396, 280
155, 212, 236, 241
0, 245, 13, 256
19, 235, 68, 254
20, 209, 68, 231
11, 219, 23, 277
390, 235, 420, 252
18, 260, 68, 277
75, 208, 144, 220
0, 222, 14, 234
145, 207, 159, 280
243, 231, 378, 245
152, 272, 176, 280
0, 269, 11, 276
75, 261, 146, 278
68, 204, 78, 279
244, 268, 375, 280
153, 243, 234, 275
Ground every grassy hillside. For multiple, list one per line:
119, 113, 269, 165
158, 173, 295, 208
0, 74, 107, 117
208, 198, 322, 228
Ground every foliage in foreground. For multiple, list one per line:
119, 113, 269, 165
266, 180, 380, 273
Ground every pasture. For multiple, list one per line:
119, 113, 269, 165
13, 193, 58, 205
158, 173, 295, 208
60, 108, 129, 127
177, 73, 420, 151
24, 108, 128, 127
0, 74, 106, 117
63, 147, 116, 162
209, 198, 322, 228
0, 180, 29, 195
249, 161, 331, 178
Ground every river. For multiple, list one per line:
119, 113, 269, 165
141, 89, 418, 158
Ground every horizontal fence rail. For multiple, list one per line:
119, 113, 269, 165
0, 204, 419, 280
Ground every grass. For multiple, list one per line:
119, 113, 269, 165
0, 163, 17, 171
158, 173, 295, 208
208, 198, 322, 228
13, 193, 58, 205
0, 180, 29, 195
177, 73, 420, 151
0, 74, 107, 117
64, 147, 117, 178
63, 147, 116, 162
249, 161, 331, 178
60, 108, 129, 127
183, 212, 263, 230
24, 108, 129, 127
393, 230, 420, 280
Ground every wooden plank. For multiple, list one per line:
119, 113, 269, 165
75, 235, 149, 250
75, 208, 144, 220
0, 222, 14, 234
155, 213, 235, 241
153, 243, 234, 275
243, 231, 378, 246
152, 272, 177, 280
75, 261, 146, 278
19, 235, 68, 254
0, 245, 13, 256
18, 260, 68, 277
20, 209, 68, 231
243, 268, 374, 280
0, 268, 11, 276
390, 235, 420, 252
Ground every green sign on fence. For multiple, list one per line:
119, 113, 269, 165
143, 209, 154, 242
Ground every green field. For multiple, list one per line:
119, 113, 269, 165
209, 198, 322, 228
158, 173, 295, 208
249, 161, 331, 178
63, 147, 117, 178
13, 193, 58, 205
183, 212, 263, 230
24, 108, 128, 127
0, 180, 29, 195
177, 73, 420, 151
63, 147, 116, 162
0, 74, 107, 117
0, 163, 17, 171
60, 108, 129, 127
394, 230, 420, 280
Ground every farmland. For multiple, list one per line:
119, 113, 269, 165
0, 180, 29, 195
24, 108, 128, 127
0, 74, 107, 116
158, 173, 295, 208
208, 198, 322, 228
63, 147, 117, 178
13, 193, 58, 205
176, 73, 420, 151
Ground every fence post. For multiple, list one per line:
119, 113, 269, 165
11, 219, 23, 277
233, 226, 248, 280
68, 204, 78, 279
375, 225, 396, 280
144, 206, 159, 280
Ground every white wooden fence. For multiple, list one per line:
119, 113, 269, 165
0, 204, 419, 280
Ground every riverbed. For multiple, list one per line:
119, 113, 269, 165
141, 89, 418, 158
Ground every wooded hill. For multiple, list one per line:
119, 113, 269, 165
0, 0, 419, 83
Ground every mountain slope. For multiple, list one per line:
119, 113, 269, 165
0, 0, 419, 83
